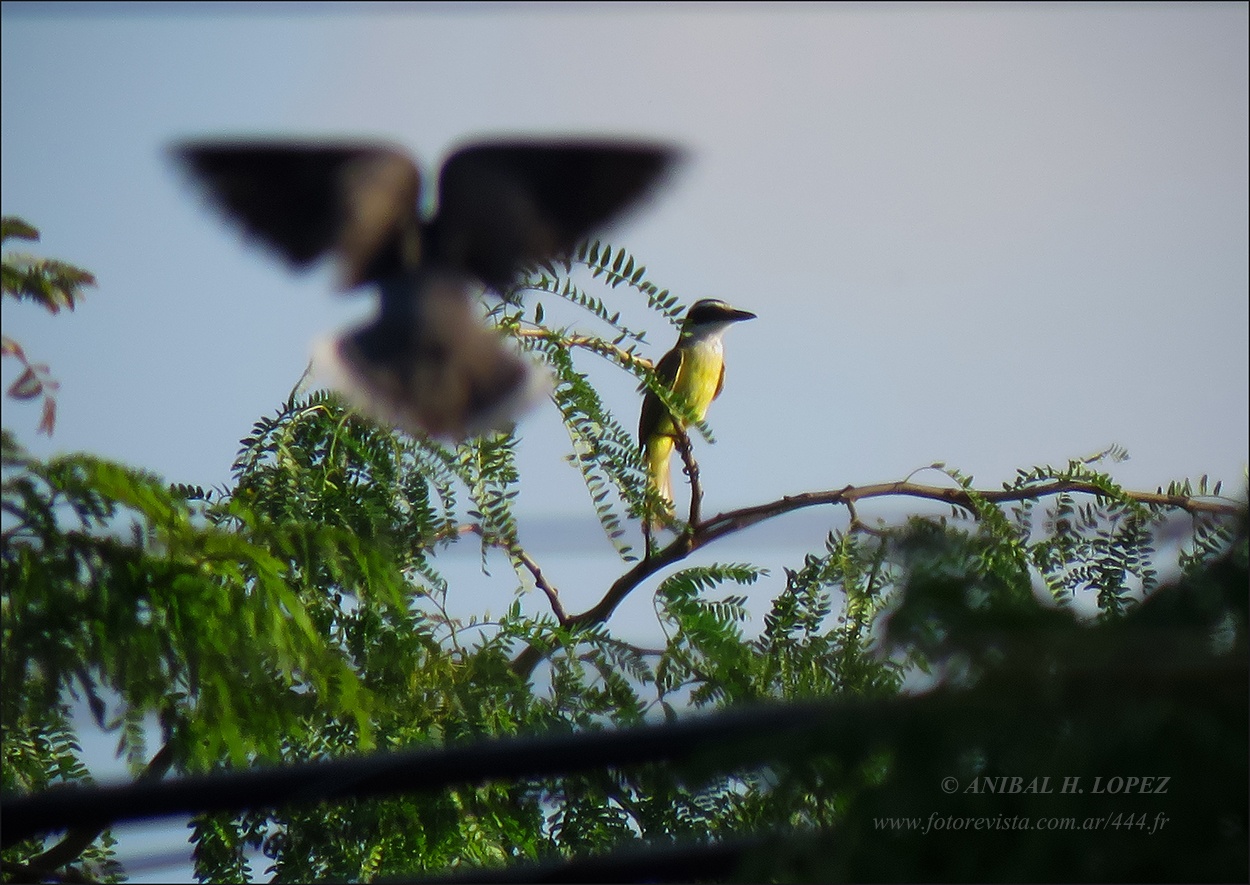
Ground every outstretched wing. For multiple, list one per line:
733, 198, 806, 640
173, 141, 422, 289
433, 140, 681, 292
638, 346, 685, 446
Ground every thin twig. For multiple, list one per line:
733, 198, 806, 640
449, 523, 568, 625
672, 428, 701, 529
426, 522, 483, 546
845, 499, 887, 538
511, 544, 568, 625
513, 328, 653, 371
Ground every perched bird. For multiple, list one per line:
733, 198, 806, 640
173, 137, 680, 438
638, 298, 756, 529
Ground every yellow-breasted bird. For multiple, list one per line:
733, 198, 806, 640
173, 137, 680, 439
638, 298, 756, 529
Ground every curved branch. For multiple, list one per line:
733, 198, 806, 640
511, 528, 696, 676
509, 477, 1243, 678
23, 742, 174, 873
696, 479, 1241, 546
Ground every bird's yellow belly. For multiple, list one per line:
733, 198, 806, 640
662, 341, 722, 433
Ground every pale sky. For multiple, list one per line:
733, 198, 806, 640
2, 3, 1247, 880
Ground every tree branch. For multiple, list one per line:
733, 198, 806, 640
445, 523, 568, 625
509, 476, 1242, 678
673, 427, 702, 528
510, 544, 568, 625
511, 527, 695, 676
513, 328, 653, 372
696, 479, 1241, 545
23, 742, 174, 873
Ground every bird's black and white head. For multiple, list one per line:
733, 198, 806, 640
680, 298, 757, 342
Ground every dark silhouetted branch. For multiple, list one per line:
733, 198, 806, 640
2, 699, 881, 845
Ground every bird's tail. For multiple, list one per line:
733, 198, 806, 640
645, 434, 677, 531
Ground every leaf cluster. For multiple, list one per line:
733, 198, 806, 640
2, 217, 98, 435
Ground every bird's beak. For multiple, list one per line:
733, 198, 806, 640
730, 308, 757, 322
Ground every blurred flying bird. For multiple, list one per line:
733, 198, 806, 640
638, 298, 756, 530
174, 137, 680, 438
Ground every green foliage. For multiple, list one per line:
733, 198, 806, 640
2, 236, 1245, 883
1, 217, 97, 314
2, 216, 98, 436
527, 341, 651, 559
1002, 453, 1162, 616
0, 430, 375, 770
760, 531, 903, 700
514, 240, 684, 330
655, 563, 765, 705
